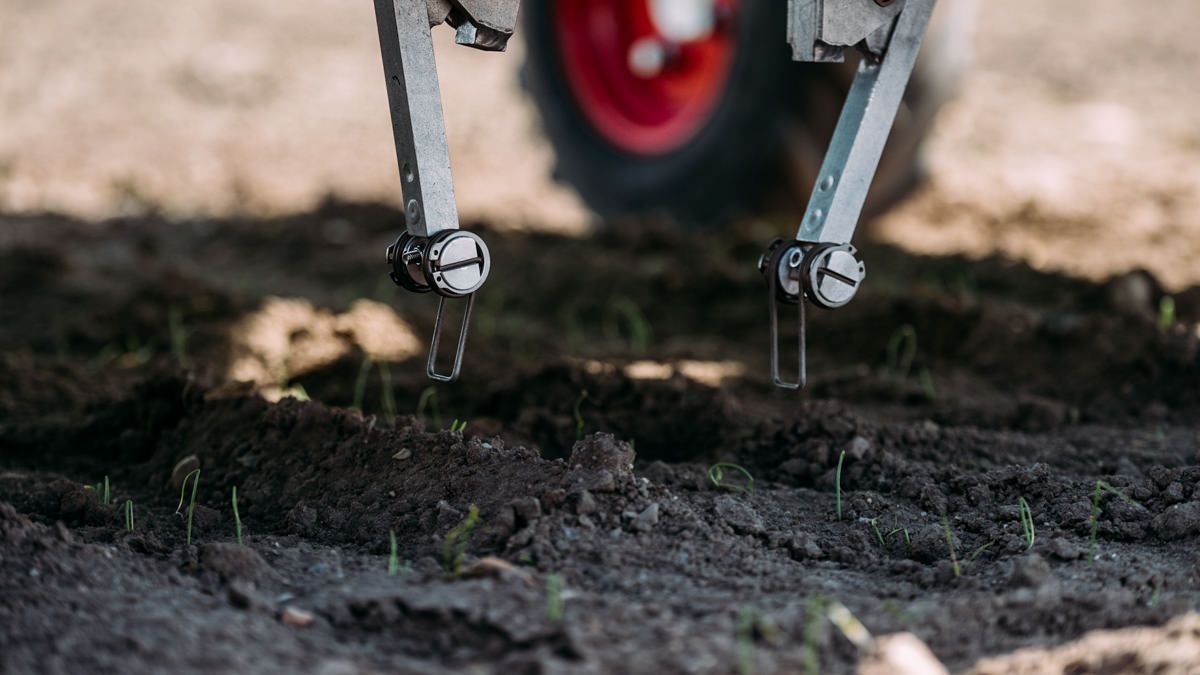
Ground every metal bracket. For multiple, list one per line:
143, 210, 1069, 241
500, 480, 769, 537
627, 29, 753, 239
793, 0, 936, 246
766, 0, 934, 389
374, 0, 460, 238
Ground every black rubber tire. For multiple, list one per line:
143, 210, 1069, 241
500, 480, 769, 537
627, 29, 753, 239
520, 0, 967, 228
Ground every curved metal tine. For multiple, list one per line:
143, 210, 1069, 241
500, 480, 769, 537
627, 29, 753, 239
768, 253, 806, 390
426, 293, 476, 383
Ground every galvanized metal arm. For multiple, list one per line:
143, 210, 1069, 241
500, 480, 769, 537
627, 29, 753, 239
373, 0, 519, 382
763, 0, 936, 388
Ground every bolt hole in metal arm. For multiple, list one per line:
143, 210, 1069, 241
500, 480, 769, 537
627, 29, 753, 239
765, 0, 935, 389
373, 0, 519, 382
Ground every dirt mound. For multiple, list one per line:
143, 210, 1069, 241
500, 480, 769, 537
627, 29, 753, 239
3, 206, 1200, 673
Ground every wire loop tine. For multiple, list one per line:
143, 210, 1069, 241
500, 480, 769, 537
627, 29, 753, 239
768, 246, 806, 390
426, 293, 475, 383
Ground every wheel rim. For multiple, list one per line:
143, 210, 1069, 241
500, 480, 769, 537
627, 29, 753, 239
553, 0, 739, 156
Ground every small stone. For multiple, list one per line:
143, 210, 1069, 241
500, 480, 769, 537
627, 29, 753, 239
1106, 271, 1157, 318
280, 606, 314, 627
171, 455, 201, 489
461, 555, 533, 585
568, 433, 635, 476
790, 533, 823, 560
632, 503, 659, 532
713, 496, 763, 535
1151, 502, 1200, 540
846, 435, 872, 460
575, 490, 597, 516
1008, 553, 1052, 588
391, 448, 412, 460
509, 497, 542, 524
1044, 537, 1084, 561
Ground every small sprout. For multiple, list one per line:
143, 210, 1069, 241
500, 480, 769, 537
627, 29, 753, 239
124, 499, 134, 532
442, 504, 481, 575
281, 383, 310, 401
708, 463, 754, 494
965, 540, 994, 567
168, 305, 191, 371
232, 486, 243, 545
919, 367, 937, 401
448, 419, 468, 433
102, 476, 111, 505
416, 385, 440, 426
802, 596, 825, 675
1158, 295, 1176, 333
882, 525, 907, 548
835, 450, 846, 521
868, 519, 885, 547
378, 361, 397, 424
604, 296, 652, 355
1089, 480, 1138, 564
352, 355, 373, 410
388, 529, 400, 576
1018, 496, 1035, 550
545, 572, 563, 622
573, 390, 589, 442
885, 324, 917, 379
943, 516, 961, 578
175, 469, 201, 546
736, 605, 756, 675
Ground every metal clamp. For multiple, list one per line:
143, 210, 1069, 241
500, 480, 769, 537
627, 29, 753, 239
386, 230, 491, 383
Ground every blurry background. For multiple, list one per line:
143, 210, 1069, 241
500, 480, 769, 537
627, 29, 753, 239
1, 0, 1198, 286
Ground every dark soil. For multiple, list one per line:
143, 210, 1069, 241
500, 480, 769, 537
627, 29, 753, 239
3, 202, 1200, 674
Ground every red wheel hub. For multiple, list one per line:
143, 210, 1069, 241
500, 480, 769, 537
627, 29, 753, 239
554, 0, 738, 155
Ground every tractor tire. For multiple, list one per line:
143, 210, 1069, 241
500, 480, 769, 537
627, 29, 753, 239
519, 0, 974, 227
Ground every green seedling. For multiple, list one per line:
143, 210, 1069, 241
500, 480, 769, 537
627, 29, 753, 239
1089, 480, 1138, 564
573, 390, 589, 441
352, 355, 373, 410
802, 596, 826, 675
546, 572, 563, 622
1018, 496, 1036, 550
124, 499, 134, 532
102, 476, 111, 505
168, 305, 191, 370
416, 385, 440, 426
557, 301, 585, 348
868, 519, 886, 547
448, 419, 468, 433
442, 504, 481, 575
378, 361, 397, 424
919, 367, 937, 401
736, 605, 755, 675
232, 486, 243, 545
885, 324, 917, 379
965, 541, 994, 567
604, 296, 652, 354
175, 469, 201, 546
708, 463, 754, 494
835, 450, 846, 521
1158, 295, 1176, 333
943, 516, 961, 578
388, 529, 400, 576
